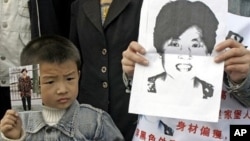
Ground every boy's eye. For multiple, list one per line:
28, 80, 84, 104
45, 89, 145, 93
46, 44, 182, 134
44, 81, 54, 84
67, 77, 74, 81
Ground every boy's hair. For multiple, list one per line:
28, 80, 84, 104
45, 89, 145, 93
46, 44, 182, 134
20, 35, 81, 70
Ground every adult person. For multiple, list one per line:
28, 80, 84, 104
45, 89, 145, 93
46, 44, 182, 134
122, 0, 250, 140
69, 0, 143, 140
18, 68, 32, 111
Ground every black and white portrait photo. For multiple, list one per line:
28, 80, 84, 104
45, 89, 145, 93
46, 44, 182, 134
129, 0, 228, 122
147, 0, 218, 100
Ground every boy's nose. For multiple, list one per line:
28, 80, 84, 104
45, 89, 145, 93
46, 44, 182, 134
57, 89, 67, 94
56, 83, 67, 94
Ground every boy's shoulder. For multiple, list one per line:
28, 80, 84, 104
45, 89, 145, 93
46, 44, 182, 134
79, 103, 104, 113
66, 101, 112, 123
75, 103, 113, 128
77, 103, 107, 117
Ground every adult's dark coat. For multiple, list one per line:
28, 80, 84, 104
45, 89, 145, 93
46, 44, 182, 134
70, 0, 143, 140
29, 0, 75, 39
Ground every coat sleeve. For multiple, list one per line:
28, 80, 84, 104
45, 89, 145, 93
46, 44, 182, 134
69, 0, 80, 48
99, 111, 125, 141
224, 72, 250, 107
28, 76, 32, 90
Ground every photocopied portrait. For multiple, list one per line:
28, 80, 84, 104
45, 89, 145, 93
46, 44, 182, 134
148, 0, 219, 98
129, 0, 227, 122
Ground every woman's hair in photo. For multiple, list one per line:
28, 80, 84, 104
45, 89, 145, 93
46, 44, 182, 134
153, 0, 219, 55
21, 68, 27, 73
20, 35, 81, 70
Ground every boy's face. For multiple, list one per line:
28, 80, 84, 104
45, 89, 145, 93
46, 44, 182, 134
39, 60, 79, 109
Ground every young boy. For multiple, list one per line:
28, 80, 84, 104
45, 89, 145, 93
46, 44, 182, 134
0, 35, 124, 140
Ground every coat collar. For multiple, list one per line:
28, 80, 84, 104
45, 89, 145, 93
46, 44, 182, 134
82, 0, 132, 32
103, 0, 132, 28
25, 101, 79, 137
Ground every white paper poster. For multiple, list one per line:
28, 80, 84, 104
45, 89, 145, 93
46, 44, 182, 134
129, 0, 227, 122
131, 0, 250, 140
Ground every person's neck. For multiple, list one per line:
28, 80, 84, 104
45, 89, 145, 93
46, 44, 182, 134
42, 106, 66, 126
100, 0, 112, 4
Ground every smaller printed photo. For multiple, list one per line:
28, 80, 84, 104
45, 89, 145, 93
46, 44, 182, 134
9, 64, 42, 112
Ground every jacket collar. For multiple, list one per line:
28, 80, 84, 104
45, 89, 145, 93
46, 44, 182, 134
25, 101, 79, 137
82, 0, 132, 32
56, 101, 79, 137
22, 111, 46, 133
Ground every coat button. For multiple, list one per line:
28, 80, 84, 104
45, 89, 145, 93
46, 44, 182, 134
1, 80, 6, 84
102, 82, 108, 88
102, 48, 107, 55
46, 128, 52, 133
0, 55, 6, 60
2, 22, 8, 28
101, 66, 107, 73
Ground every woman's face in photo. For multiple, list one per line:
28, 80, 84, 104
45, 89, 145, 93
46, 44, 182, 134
163, 26, 208, 57
22, 70, 27, 76
162, 26, 208, 78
